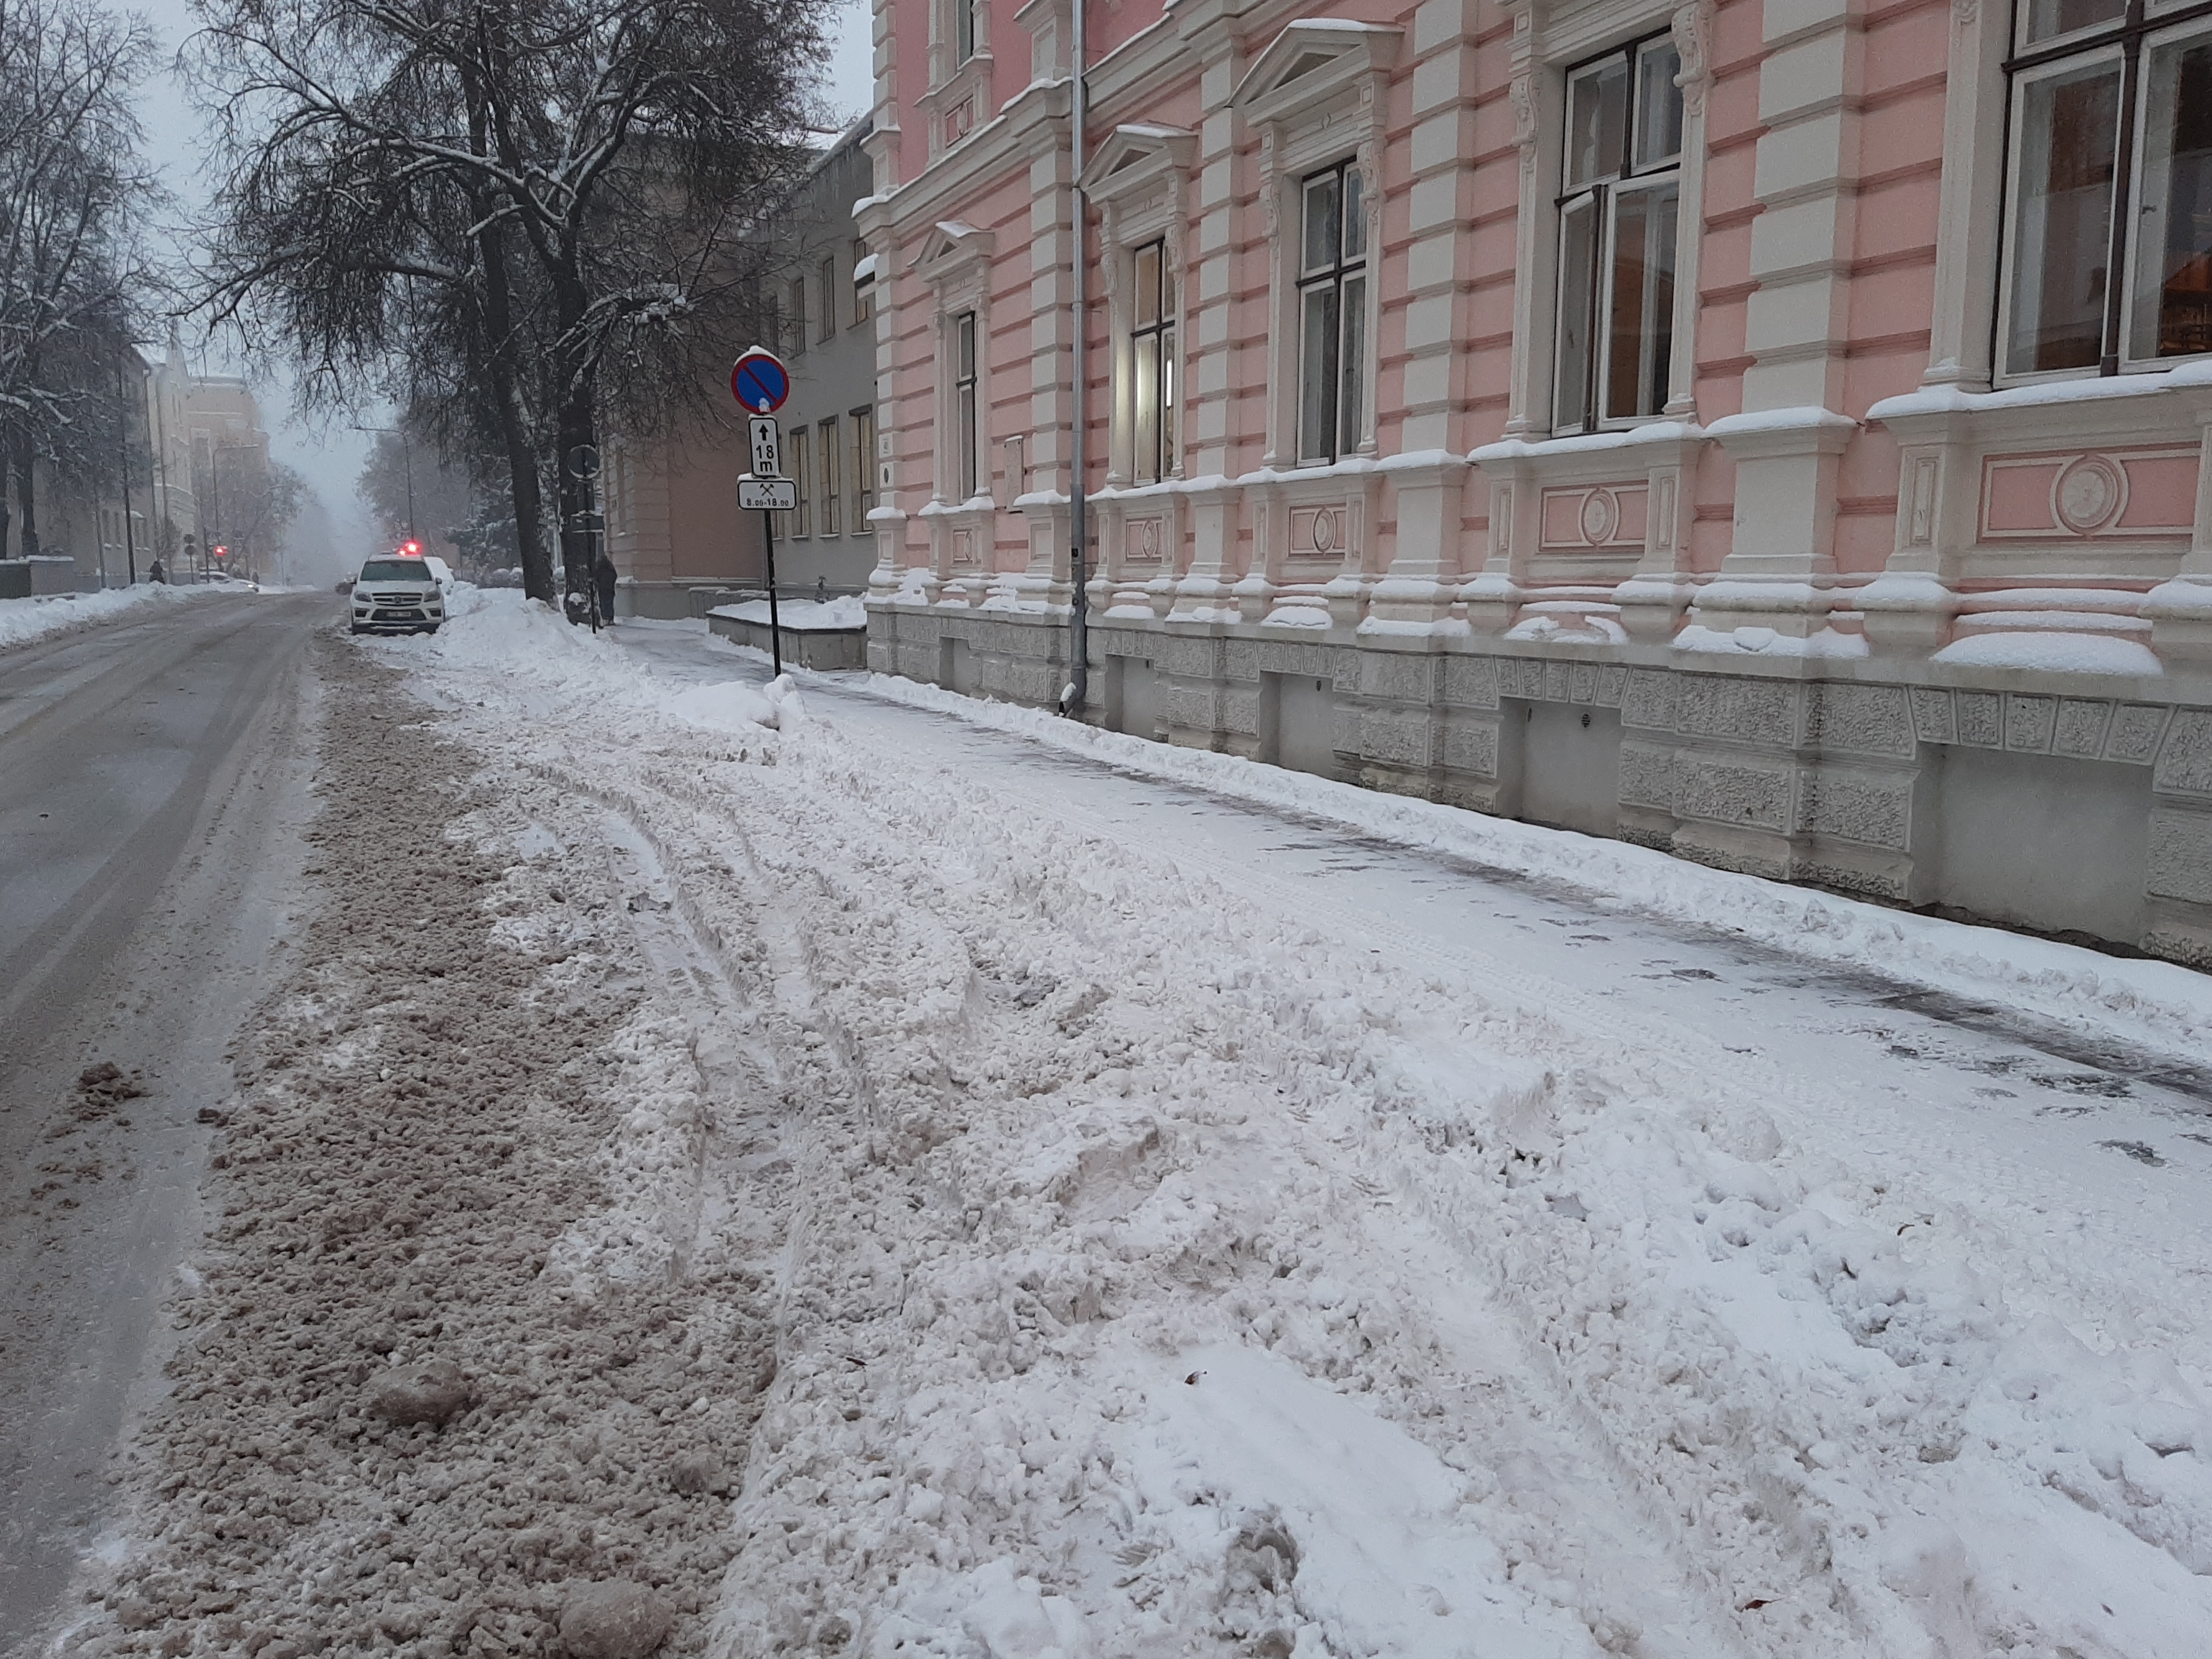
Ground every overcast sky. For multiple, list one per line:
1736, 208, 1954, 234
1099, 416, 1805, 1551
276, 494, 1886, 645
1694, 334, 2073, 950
127, 0, 875, 571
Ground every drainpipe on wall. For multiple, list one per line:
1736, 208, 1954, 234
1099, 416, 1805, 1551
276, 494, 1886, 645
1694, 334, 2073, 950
1064, 0, 1090, 715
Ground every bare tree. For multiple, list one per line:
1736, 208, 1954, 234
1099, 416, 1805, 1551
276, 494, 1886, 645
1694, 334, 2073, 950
194, 0, 829, 612
0, 0, 162, 555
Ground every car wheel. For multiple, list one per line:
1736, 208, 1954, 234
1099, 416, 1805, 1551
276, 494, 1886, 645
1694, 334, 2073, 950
350, 624, 367, 636
424, 624, 440, 635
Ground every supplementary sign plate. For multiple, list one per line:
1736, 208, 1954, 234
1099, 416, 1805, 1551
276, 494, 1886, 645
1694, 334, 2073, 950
729, 349, 790, 415
739, 476, 797, 512
748, 416, 781, 477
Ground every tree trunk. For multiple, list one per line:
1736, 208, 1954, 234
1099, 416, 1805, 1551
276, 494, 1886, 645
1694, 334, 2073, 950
465, 76, 552, 608
477, 214, 551, 605
553, 268, 597, 624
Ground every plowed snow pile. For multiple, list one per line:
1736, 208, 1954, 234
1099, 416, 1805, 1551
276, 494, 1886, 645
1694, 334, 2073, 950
53, 593, 2212, 1659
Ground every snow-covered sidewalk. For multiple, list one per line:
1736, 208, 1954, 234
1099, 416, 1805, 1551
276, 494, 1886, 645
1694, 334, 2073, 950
0, 581, 227, 653
75, 587, 2211, 1659
357, 593, 2212, 1657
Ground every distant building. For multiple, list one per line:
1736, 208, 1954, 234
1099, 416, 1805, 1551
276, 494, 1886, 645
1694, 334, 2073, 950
1, 346, 156, 591
0, 335, 280, 592
183, 373, 275, 581
855, 0, 2212, 963
606, 119, 880, 617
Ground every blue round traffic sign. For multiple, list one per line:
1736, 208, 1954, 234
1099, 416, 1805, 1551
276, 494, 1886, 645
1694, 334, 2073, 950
730, 350, 790, 413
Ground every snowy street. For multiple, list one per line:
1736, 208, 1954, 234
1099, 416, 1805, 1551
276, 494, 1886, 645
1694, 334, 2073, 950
33, 591, 2212, 1659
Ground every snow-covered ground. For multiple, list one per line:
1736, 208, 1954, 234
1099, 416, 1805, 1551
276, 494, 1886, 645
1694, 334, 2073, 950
0, 582, 223, 652
135, 588, 2212, 1658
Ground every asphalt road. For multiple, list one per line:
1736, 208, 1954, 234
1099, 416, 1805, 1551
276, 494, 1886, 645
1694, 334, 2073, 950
0, 593, 331, 1656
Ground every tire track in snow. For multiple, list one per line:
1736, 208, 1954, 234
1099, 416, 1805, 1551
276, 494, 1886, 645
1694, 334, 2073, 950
533, 735, 1751, 1659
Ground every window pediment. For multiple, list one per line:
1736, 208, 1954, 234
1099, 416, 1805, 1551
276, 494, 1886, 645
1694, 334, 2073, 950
1232, 21, 1402, 128
913, 220, 996, 289
1079, 124, 1197, 206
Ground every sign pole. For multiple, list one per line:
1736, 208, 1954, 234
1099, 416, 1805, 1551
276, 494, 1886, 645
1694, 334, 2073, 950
760, 486, 783, 679
729, 348, 795, 681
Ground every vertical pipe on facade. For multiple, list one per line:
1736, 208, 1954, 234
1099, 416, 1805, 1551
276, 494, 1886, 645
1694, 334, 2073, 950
1065, 0, 1089, 713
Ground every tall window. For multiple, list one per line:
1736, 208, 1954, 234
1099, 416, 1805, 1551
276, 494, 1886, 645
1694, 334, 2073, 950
786, 278, 808, 358
1297, 162, 1367, 464
955, 0, 977, 62
819, 415, 841, 534
818, 257, 838, 342
1131, 239, 1177, 483
954, 310, 980, 499
1554, 35, 1683, 432
790, 425, 812, 537
852, 406, 876, 526
853, 242, 875, 326
2001, 0, 2212, 377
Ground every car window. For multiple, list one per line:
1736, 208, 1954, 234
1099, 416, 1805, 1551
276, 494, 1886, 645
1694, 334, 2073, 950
360, 559, 431, 582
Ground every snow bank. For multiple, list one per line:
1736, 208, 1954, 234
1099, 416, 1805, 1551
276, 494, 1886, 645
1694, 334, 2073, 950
1934, 630, 2164, 676
0, 580, 221, 652
367, 587, 805, 733
708, 595, 867, 630
847, 671, 2212, 1052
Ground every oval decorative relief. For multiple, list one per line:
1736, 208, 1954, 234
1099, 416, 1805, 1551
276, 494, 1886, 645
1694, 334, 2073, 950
1310, 508, 1338, 555
1579, 488, 1618, 545
2052, 454, 2126, 536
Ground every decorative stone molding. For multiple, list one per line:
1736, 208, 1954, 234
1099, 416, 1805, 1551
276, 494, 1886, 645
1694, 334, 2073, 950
1011, 0, 1067, 83
1470, 422, 1705, 637
1243, 462, 1384, 630
917, 0, 993, 164
1091, 483, 1187, 618
1979, 448, 2195, 541
911, 221, 995, 511
1669, 0, 1714, 117
1870, 378, 2212, 633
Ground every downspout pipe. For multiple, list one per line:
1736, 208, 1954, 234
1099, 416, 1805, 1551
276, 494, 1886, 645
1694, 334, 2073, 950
1065, 0, 1089, 715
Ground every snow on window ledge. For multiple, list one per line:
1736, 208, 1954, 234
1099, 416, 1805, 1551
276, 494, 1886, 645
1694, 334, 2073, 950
1869, 359, 2212, 427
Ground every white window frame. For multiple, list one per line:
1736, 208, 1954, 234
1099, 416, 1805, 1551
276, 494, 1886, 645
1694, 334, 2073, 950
819, 413, 842, 534
1549, 30, 1687, 435
1498, 0, 1710, 438
1128, 238, 1179, 484
1230, 21, 1402, 472
1080, 122, 1197, 489
1294, 159, 1369, 465
953, 311, 980, 501
1992, 0, 2212, 386
911, 220, 995, 508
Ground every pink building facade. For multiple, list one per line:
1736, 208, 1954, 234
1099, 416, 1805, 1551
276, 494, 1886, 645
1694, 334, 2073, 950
856, 0, 2212, 960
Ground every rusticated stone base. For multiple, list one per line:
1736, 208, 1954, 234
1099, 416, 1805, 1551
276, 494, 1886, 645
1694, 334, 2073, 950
864, 603, 2212, 965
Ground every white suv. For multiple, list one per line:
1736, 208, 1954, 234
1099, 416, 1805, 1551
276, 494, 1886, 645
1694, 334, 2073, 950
349, 556, 446, 635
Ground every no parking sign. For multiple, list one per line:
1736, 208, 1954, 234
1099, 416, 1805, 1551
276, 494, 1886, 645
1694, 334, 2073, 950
730, 348, 790, 414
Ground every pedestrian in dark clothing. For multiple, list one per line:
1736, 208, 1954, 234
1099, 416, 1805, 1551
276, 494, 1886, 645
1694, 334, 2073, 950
148, 557, 166, 584
593, 551, 618, 626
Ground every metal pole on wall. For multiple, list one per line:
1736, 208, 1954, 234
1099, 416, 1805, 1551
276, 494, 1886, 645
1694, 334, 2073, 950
116, 348, 137, 585
1065, 0, 1089, 715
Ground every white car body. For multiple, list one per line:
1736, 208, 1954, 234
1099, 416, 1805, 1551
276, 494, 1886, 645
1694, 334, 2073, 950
349, 557, 446, 635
